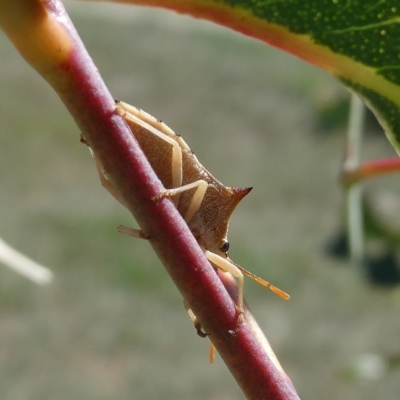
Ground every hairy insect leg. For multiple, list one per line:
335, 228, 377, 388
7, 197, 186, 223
204, 250, 244, 326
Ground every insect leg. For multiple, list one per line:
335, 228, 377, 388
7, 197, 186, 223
184, 300, 208, 338
183, 180, 208, 223
154, 180, 208, 223
116, 102, 183, 204
185, 300, 216, 364
117, 179, 208, 238
116, 101, 191, 151
117, 225, 149, 240
232, 262, 290, 300
204, 250, 244, 325
116, 101, 209, 221
209, 343, 216, 364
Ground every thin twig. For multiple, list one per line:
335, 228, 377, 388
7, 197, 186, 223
0, 238, 53, 285
344, 93, 366, 264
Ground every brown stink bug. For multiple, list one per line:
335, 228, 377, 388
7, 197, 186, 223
87, 100, 289, 359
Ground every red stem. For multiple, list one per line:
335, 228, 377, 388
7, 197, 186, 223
343, 157, 400, 186
0, 1, 299, 398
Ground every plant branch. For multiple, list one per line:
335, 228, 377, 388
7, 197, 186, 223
0, 1, 299, 398
343, 157, 400, 187
343, 94, 366, 264
0, 238, 53, 285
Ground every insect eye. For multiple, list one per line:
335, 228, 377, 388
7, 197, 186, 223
219, 240, 230, 253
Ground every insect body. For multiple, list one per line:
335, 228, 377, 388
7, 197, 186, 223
93, 100, 289, 348
115, 101, 289, 310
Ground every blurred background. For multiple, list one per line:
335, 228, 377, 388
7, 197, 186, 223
1, 2, 400, 399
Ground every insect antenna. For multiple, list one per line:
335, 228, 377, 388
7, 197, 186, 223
232, 261, 290, 300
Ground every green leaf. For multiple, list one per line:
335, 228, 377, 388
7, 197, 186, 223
111, 0, 400, 152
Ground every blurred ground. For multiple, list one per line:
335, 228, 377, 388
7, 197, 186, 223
1, 2, 400, 399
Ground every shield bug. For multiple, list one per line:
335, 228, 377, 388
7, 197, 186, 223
88, 100, 290, 359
